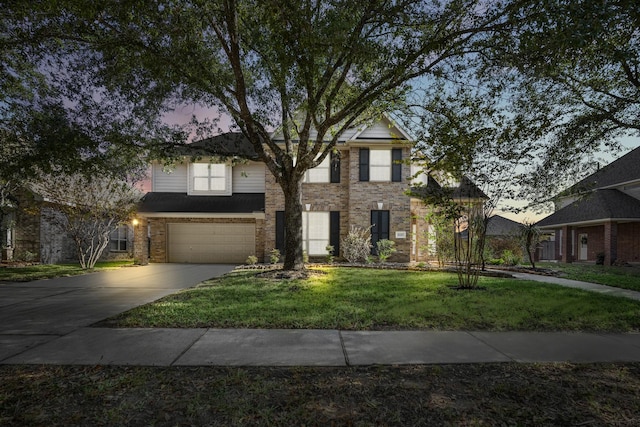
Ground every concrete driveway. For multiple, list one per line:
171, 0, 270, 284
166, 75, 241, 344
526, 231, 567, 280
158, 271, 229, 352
0, 264, 234, 360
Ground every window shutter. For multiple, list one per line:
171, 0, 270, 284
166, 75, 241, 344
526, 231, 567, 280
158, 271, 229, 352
392, 148, 402, 182
330, 211, 340, 256
330, 151, 341, 183
359, 148, 370, 181
275, 211, 285, 252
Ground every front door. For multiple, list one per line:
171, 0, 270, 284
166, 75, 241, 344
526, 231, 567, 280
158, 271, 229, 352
370, 210, 390, 255
578, 233, 588, 261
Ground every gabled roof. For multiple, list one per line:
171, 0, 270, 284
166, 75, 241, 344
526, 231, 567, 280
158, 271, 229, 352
537, 189, 640, 228
486, 215, 523, 237
563, 146, 640, 195
270, 113, 412, 143
138, 192, 265, 214
176, 133, 260, 160
409, 174, 487, 200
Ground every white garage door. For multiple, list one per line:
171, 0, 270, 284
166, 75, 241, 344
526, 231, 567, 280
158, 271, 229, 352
167, 223, 255, 263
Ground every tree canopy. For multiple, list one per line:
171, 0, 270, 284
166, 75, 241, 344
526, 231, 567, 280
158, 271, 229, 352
3, 0, 638, 268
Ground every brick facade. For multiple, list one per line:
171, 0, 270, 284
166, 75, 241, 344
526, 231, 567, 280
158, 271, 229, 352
263, 146, 414, 262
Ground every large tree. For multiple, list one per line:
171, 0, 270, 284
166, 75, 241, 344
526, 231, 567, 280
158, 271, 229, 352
484, 0, 640, 202
6, 0, 526, 270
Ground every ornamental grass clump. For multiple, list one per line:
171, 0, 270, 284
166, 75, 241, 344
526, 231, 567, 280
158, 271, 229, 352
341, 226, 372, 263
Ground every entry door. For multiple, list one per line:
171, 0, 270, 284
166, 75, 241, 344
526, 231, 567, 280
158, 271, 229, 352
578, 233, 588, 260
371, 210, 390, 254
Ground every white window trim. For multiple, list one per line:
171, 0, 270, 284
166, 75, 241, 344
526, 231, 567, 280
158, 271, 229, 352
304, 156, 330, 183
188, 162, 232, 196
369, 149, 392, 182
110, 225, 128, 252
302, 211, 330, 255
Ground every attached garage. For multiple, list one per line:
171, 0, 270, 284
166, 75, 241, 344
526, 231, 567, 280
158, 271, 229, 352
167, 222, 255, 263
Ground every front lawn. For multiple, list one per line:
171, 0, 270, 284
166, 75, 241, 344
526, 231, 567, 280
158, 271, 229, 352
0, 260, 134, 283
100, 267, 640, 332
538, 262, 640, 291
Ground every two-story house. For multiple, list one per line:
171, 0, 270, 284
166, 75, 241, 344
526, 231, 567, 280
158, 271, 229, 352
132, 115, 483, 265
536, 146, 640, 265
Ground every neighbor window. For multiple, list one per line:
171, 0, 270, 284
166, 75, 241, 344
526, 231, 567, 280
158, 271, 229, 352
189, 162, 231, 195
110, 226, 128, 252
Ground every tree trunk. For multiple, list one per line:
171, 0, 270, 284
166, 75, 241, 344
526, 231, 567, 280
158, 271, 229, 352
282, 180, 305, 271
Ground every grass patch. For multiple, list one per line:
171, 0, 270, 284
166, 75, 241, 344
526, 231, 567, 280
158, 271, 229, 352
538, 262, 640, 291
2, 363, 640, 426
0, 260, 134, 283
100, 267, 640, 332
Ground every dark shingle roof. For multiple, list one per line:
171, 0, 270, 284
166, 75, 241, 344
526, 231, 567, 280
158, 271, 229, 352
486, 215, 522, 237
564, 146, 640, 194
176, 133, 260, 160
537, 189, 640, 228
409, 174, 487, 200
139, 192, 265, 214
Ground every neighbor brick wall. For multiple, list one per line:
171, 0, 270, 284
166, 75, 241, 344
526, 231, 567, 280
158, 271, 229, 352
576, 225, 604, 262
617, 222, 640, 263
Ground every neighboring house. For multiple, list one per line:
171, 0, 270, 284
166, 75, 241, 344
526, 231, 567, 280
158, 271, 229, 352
485, 215, 524, 259
2, 191, 134, 264
536, 146, 640, 265
133, 115, 486, 265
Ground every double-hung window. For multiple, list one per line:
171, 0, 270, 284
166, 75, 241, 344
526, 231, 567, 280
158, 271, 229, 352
303, 152, 341, 183
359, 148, 402, 182
189, 162, 232, 195
276, 211, 341, 256
110, 225, 128, 252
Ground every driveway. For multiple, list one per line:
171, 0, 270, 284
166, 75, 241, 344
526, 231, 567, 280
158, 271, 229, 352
0, 264, 234, 360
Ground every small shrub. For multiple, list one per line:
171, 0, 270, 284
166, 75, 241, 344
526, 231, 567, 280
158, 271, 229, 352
246, 255, 258, 265
325, 245, 335, 264
488, 258, 505, 266
303, 250, 309, 263
596, 252, 605, 265
376, 239, 396, 263
17, 250, 37, 263
502, 250, 521, 266
269, 248, 281, 264
341, 226, 372, 263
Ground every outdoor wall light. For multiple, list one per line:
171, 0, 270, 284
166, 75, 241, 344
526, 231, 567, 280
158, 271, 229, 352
132, 218, 139, 226
377, 202, 384, 209
305, 204, 311, 211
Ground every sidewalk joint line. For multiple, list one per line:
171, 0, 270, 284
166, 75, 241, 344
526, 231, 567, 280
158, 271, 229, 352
466, 331, 516, 362
169, 328, 209, 366
338, 330, 351, 366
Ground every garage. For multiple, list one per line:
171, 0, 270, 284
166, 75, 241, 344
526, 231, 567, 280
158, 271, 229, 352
167, 222, 255, 263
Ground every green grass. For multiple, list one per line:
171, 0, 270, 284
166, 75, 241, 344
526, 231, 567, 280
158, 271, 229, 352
0, 260, 134, 282
538, 262, 640, 291
101, 267, 640, 332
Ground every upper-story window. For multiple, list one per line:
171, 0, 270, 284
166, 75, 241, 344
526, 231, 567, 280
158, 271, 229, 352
303, 151, 341, 184
189, 162, 232, 195
359, 148, 402, 182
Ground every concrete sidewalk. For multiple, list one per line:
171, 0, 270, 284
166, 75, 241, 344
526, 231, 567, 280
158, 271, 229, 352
3, 328, 640, 366
511, 271, 640, 301
3, 265, 640, 367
